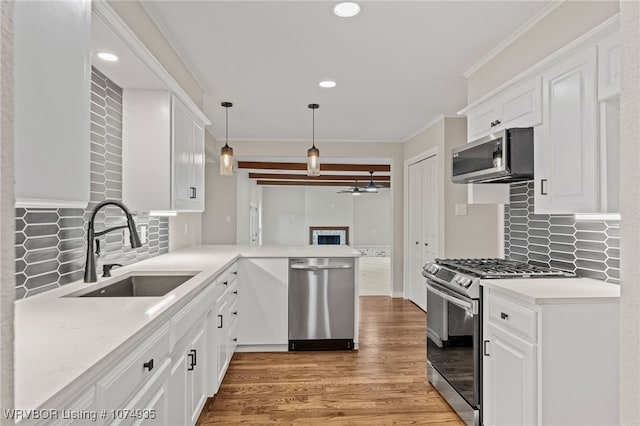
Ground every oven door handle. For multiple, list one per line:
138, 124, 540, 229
426, 281, 478, 315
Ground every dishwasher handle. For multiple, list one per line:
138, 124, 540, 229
290, 263, 353, 271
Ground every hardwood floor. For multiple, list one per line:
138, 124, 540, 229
196, 297, 464, 425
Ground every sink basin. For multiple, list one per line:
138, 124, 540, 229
68, 274, 196, 298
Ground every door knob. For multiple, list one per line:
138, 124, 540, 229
424, 243, 429, 246
415, 241, 419, 245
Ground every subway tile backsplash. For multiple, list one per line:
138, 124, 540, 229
14, 68, 169, 299
504, 182, 619, 283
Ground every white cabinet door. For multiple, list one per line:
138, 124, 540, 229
172, 97, 194, 211
483, 324, 536, 426
14, 0, 91, 208
237, 258, 288, 346
466, 100, 500, 142
187, 324, 208, 425
597, 32, 620, 101
123, 92, 205, 212
535, 47, 598, 214
499, 76, 542, 129
167, 353, 188, 426
215, 294, 230, 387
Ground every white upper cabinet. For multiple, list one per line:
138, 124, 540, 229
123, 91, 205, 212
465, 76, 542, 143
535, 47, 598, 214
597, 32, 620, 101
14, 0, 91, 208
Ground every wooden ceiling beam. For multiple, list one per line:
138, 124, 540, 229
248, 173, 390, 181
238, 161, 390, 172
256, 180, 391, 188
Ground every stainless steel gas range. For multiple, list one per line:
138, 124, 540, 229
422, 258, 574, 426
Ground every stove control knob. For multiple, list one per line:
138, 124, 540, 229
461, 278, 472, 287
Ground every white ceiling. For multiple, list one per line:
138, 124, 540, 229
143, 1, 551, 143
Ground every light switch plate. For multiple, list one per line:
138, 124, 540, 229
455, 204, 468, 216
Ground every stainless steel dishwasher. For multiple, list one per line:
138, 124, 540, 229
288, 257, 355, 350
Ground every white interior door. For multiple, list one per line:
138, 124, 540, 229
407, 155, 438, 311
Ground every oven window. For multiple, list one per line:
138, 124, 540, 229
452, 139, 503, 177
427, 287, 479, 408
318, 235, 341, 245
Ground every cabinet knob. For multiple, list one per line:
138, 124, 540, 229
233, 311, 238, 316
233, 290, 238, 295
500, 312, 509, 320
223, 281, 228, 286
143, 359, 154, 372
233, 338, 237, 342
232, 271, 238, 276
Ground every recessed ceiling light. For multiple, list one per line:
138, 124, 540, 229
319, 80, 337, 88
333, 2, 361, 18
97, 52, 119, 62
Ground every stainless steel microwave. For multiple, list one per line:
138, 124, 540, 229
451, 128, 534, 184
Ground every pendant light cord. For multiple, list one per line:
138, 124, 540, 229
225, 105, 229, 148
312, 107, 316, 149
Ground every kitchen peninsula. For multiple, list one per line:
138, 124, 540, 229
14, 245, 360, 423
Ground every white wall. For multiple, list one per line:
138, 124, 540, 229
353, 189, 391, 246
620, 1, 640, 422
261, 186, 306, 245
202, 161, 237, 244
304, 187, 354, 242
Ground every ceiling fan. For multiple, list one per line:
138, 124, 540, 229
337, 172, 383, 195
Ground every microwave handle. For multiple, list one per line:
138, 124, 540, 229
426, 281, 478, 315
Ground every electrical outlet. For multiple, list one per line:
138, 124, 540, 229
140, 225, 147, 244
455, 204, 468, 216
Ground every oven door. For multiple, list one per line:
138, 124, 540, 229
426, 279, 480, 410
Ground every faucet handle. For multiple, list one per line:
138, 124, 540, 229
95, 239, 101, 257
102, 263, 123, 278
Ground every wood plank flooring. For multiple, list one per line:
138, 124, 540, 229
196, 297, 464, 425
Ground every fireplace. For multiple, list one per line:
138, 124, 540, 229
309, 226, 349, 245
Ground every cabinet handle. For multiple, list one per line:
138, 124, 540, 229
143, 359, 154, 372
232, 271, 238, 276
187, 349, 197, 371
494, 119, 501, 127
218, 314, 223, 329
233, 290, 238, 295
223, 281, 228, 286
189, 186, 197, 199
233, 338, 237, 342
483, 340, 490, 356
500, 312, 509, 320
490, 120, 495, 128
540, 179, 548, 195
233, 311, 238, 316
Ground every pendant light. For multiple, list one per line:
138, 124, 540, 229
220, 101, 234, 176
307, 103, 320, 176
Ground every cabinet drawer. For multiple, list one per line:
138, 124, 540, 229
97, 323, 170, 411
226, 280, 238, 304
487, 293, 537, 343
111, 358, 170, 426
170, 280, 216, 349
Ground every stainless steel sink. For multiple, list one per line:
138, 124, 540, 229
67, 274, 196, 298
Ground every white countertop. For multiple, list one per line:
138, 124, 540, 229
15, 244, 360, 411
481, 277, 620, 305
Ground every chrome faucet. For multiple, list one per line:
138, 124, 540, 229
84, 201, 142, 283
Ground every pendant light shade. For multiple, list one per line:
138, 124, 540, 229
307, 103, 320, 176
220, 101, 234, 176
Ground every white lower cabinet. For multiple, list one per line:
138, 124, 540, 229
167, 319, 209, 426
237, 258, 288, 349
482, 288, 619, 426
483, 323, 536, 426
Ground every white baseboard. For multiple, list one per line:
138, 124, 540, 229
235, 344, 288, 353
